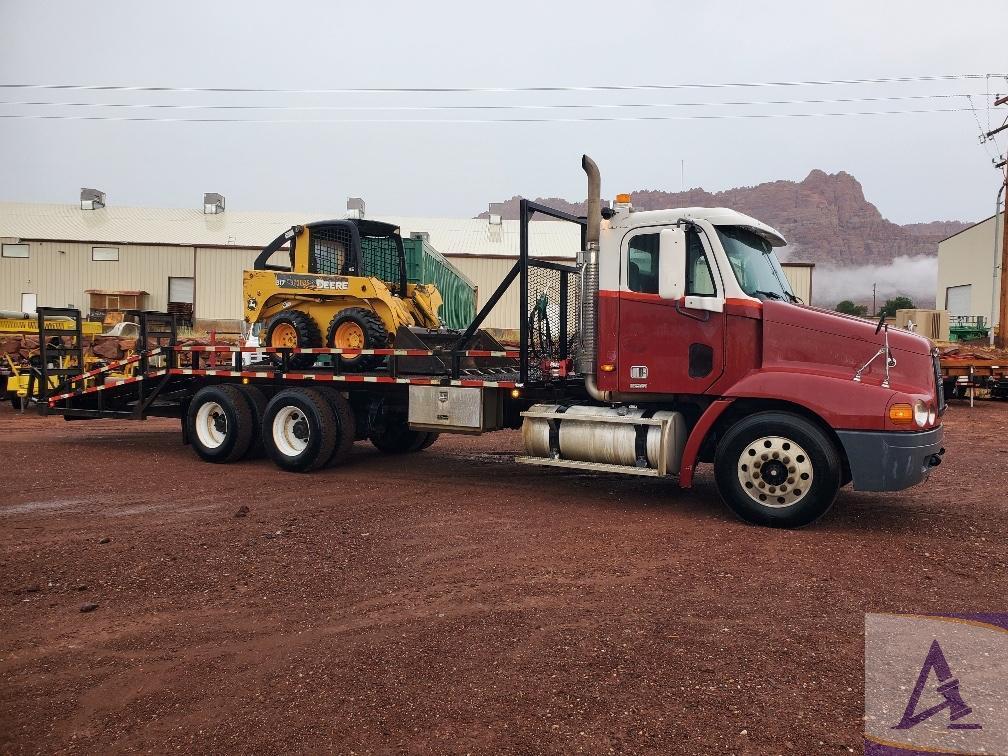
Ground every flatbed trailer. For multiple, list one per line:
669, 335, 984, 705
939, 357, 1008, 403
22, 157, 946, 528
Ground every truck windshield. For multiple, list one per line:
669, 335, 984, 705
716, 226, 797, 302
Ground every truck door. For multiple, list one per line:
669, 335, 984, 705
616, 226, 725, 394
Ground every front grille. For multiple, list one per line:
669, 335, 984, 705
932, 351, 946, 414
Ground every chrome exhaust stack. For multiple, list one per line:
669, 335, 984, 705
578, 155, 610, 401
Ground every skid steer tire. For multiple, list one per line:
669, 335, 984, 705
266, 310, 322, 370
187, 385, 257, 464
370, 421, 434, 454
316, 387, 357, 467
327, 308, 389, 371
261, 388, 337, 472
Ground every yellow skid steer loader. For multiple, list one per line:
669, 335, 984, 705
243, 219, 506, 371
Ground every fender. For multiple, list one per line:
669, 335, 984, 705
725, 369, 894, 431
678, 398, 734, 487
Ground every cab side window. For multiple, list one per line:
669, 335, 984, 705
627, 233, 659, 294
686, 228, 717, 296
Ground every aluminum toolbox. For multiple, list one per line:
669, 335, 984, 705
408, 385, 503, 434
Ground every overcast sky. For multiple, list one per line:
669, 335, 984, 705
1, 1, 1005, 224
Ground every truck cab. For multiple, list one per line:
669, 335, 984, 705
568, 191, 945, 525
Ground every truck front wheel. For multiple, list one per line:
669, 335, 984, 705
713, 411, 841, 528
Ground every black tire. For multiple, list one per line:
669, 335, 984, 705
326, 307, 389, 371
11, 397, 22, 411
418, 432, 439, 450
261, 388, 337, 472
237, 384, 268, 458
186, 385, 257, 463
713, 411, 841, 528
370, 420, 435, 454
266, 310, 322, 370
316, 387, 357, 467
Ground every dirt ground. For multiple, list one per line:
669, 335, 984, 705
0, 400, 1005, 755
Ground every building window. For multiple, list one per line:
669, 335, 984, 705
92, 246, 120, 262
2, 243, 29, 258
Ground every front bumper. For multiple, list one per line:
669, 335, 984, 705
835, 426, 944, 492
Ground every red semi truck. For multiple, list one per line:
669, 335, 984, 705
27, 156, 945, 527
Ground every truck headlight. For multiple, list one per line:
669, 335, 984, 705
913, 400, 928, 427
927, 406, 936, 426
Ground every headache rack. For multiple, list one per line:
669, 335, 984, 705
453, 199, 584, 384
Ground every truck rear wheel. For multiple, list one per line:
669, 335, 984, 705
316, 387, 357, 467
713, 411, 841, 528
261, 388, 337, 472
187, 385, 257, 463
266, 310, 321, 370
326, 307, 389, 371
369, 420, 437, 453
236, 384, 268, 458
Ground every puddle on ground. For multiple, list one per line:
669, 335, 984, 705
3, 498, 85, 515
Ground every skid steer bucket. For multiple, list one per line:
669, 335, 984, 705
394, 326, 517, 375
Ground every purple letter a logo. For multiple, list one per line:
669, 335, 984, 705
893, 639, 982, 731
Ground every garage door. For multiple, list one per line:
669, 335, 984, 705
168, 276, 195, 304
945, 284, 971, 317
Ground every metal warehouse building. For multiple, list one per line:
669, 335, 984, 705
935, 214, 1000, 323
0, 198, 813, 330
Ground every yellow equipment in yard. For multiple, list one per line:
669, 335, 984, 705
243, 219, 503, 370
1, 314, 103, 407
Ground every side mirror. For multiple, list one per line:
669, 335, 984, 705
658, 227, 686, 300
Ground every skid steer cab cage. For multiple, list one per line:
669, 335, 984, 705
253, 219, 408, 296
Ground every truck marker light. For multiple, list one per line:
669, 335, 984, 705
889, 404, 913, 423
600, 363, 616, 372
510, 388, 521, 399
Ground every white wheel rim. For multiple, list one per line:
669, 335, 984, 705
272, 405, 309, 457
195, 401, 228, 449
737, 435, 814, 508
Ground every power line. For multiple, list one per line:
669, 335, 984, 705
0, 107, 973, 125
0, 93, 986, 113
0, 74, 1001, 96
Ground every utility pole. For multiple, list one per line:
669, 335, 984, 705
991, 93, 1008, 347
872, 283, 877, 316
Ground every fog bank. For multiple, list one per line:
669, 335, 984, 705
812, 256, 937, 309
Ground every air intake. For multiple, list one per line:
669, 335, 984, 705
346, 197, 365, 219
80, 188, 106, 210
203, 192, 225, 214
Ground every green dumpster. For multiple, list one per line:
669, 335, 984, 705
403, 234, 477, 330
